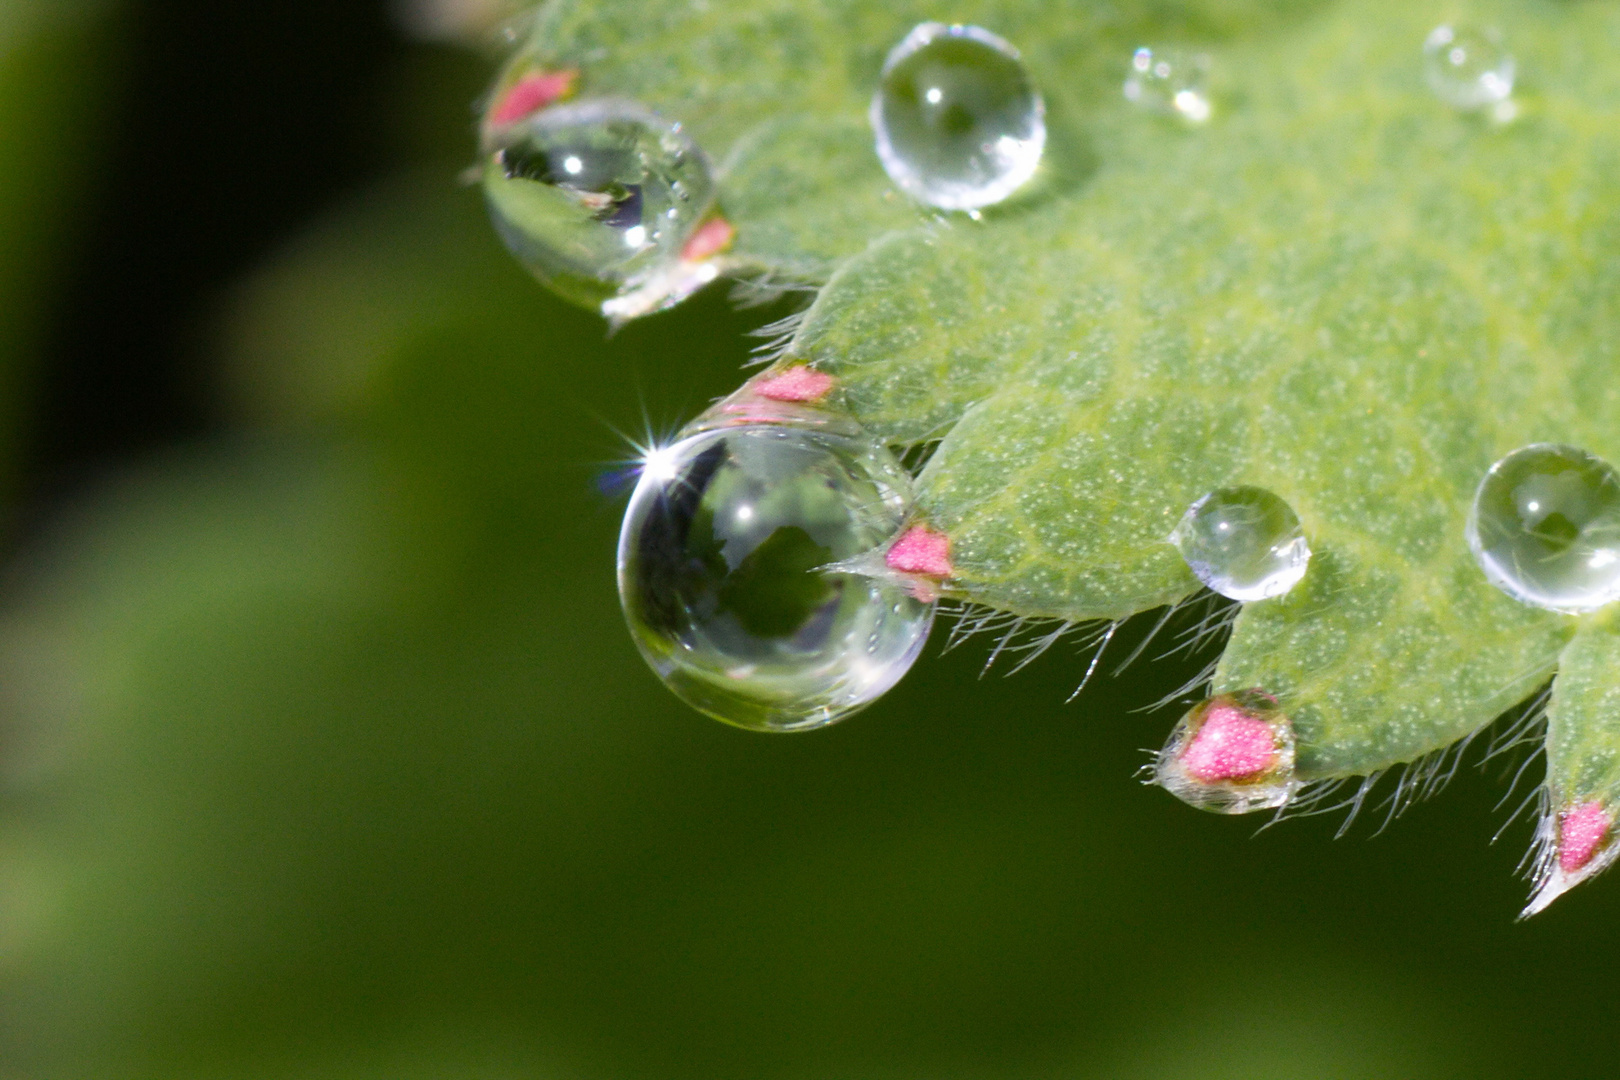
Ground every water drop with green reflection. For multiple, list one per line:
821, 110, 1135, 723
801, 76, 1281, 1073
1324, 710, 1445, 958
1467, 443, 1620, 613
870, 22, 1045, 211
483, 98, 713, 308
618, 414, 934, 732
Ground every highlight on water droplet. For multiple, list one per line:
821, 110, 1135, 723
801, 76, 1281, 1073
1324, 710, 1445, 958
1154, 691, 1299, 815
1423, 24, 1515, 111
1466, 443, 1620, 613
398, 0, 529, 46
482, 98, 715, 311
1524, 800, 1617, 917
601, 213, 739, 325
1170, 486, 1311, 601
1122, 46, 1212, 123
617, 406, 935, 732
870, 22, 1045, 211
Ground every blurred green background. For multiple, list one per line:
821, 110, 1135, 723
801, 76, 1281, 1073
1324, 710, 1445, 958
1, 2, 1617, 1077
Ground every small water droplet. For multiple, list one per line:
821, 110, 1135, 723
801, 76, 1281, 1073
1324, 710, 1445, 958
1122, 46, 1212, 123
870, 22, 1045, 211
1170, 486, 1311, 601
1424, 24, 1515, 110
618, 410, 935, 732
483, 99, 714, 309
1466, 443, 1620, 613
1154, 691, 1298, 815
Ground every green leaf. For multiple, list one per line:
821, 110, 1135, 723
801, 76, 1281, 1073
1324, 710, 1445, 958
516, 0, 1620, 904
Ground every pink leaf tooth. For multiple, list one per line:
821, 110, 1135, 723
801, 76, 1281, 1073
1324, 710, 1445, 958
887, 525, 954, 579
487, 69, 578, 127
1181, 702, 1278, 783
680, 216, 736, 263
1559, 801, 1612, 874
754, 367, 836, 404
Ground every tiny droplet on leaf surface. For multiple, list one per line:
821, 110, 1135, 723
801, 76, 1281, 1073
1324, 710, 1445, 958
1122, 46, 1212, 123
1170, 486, 1311, 601
870, 22, 1045, 211
1423, 24, 1515, 110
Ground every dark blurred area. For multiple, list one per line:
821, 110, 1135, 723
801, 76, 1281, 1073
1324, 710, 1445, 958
1, 2, 1619, 1078
27, 0, 396, 505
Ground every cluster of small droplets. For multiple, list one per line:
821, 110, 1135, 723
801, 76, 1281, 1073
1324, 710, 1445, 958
1423, 24, 1516, 120
617, 385, 935, 732
1122, 47, 1212, 123
1170, 486, 1311, 602
870, 22, 1046, 211
1466, 443, 1620, 613
1154, 691, 1299, 815
478, 52, 726, 317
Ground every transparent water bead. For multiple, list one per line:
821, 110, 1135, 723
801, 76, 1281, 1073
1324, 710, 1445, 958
482, 99, 714, 309
1170, 486, 1311, 601
870, 22, 1045, 211
1423, 24, 1514, 111
618, 411, 934, 732
1122, 47, 1212, 123
1466, 444, 1620, 613
1154, 691, 1299, 815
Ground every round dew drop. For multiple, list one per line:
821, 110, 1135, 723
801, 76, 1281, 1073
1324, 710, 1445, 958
1170, 486, 1311, 601
1466, 443, 1620, 613
870, 22, 1046, 211
1423, 24, 1514, 110
618, 416, 935, 732
1122, 47, 1212, 123
482, 98, 714, 309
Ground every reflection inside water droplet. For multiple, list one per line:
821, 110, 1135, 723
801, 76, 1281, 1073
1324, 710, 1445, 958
1155, 691, 1299, 815
483, 98, 714, 308
618, 414, 934, 732
1423, 24, 1514, 110
1466, 443, 1620, 613
870, 22, 1045, 211
1170, 486, 1311, 601
1122, 46, 1212, 123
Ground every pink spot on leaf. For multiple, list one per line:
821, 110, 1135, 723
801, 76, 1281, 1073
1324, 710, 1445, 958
680, 216, 736, 263
1559, 801, 1611, 873
1181, 703, 1278, 783
755, 367, 836, 403
887, 525, 953, 579
905, 580, 942, 603
488, 70, 578, 127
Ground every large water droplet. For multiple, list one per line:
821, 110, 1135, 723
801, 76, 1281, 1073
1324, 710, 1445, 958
618, 407, 934, 732
1424, 24, 1514, 110
1154, 691, 1299, 815
1466, 443, 1620, 613
483, 98, 714, 309
870, 22, 1045, 211
1122, 46, 1212, 123
1170, 486, 1311, 601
